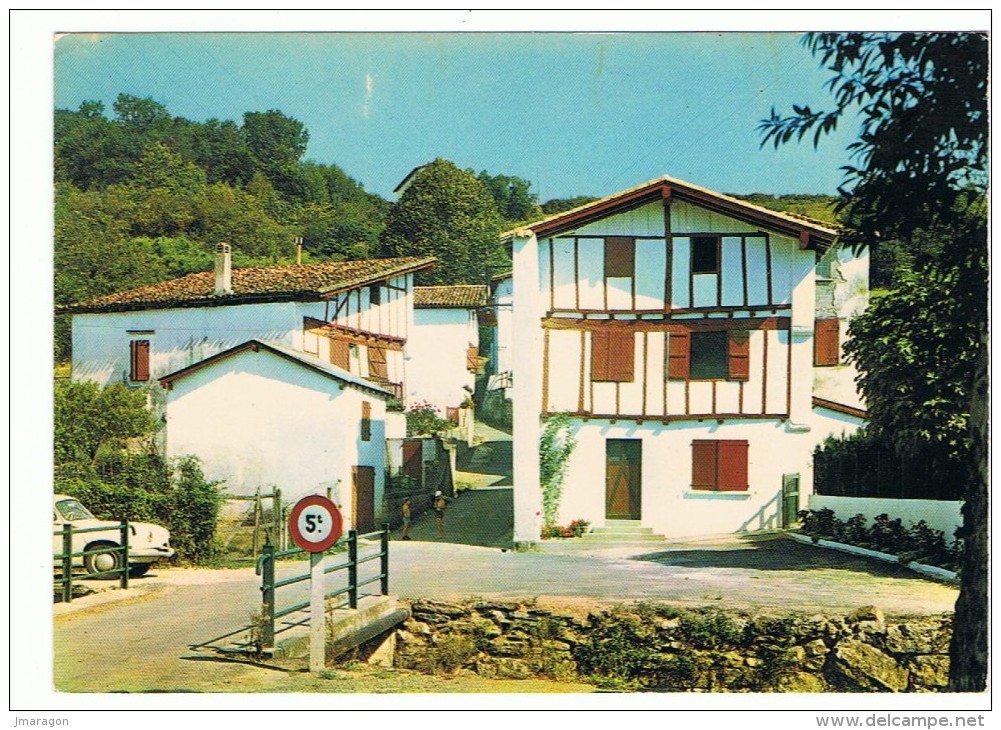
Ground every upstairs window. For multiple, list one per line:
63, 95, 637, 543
604, 237, 635, 278
591, 330, 635, 382
330, 339, 350, 370
814, 319, 840, 366
129, 340, 150, 382
692, 440, 748, 492
691, 236, 720, 274
668, 330, 749, 381
368, 346, 388, 381
361, 401, 372, 441
370, 285, 382, 305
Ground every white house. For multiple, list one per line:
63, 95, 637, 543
61, 244, 436, 407
407, 284, 488, 413
159, 340, 390, 530
487, 272, 514, 393
505, 175, 869, 543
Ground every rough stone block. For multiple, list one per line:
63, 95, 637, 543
830, 639, 909, 692
908, 655, 950, 690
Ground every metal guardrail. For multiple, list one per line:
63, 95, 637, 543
191, 524, 390, 654
53, 521, 130, 602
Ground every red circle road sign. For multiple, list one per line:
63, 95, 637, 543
288, 495, 343, 553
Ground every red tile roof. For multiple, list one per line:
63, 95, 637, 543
59, 256, 436, 314
413, 285, 489, 308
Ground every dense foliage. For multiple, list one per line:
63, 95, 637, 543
762, 31, 988, 690
798, 508, 961, 572
729, 193, 839, 225
54, 380, 223, 563
379, 159, 510, 285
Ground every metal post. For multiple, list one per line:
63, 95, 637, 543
261, 544, 275, 649
252, 488, 261, 556
380, 523, 390, 595
309, 551, 326, 672
273, 488, 282, 549
62, 524, 73, 603
347, 530, 358, 609
120, 520, 130, 590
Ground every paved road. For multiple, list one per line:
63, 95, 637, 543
54, 496, 958, 692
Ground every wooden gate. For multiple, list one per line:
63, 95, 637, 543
353, 466, 376, 533
782, 473, 801, 528
606, 439, 642, 520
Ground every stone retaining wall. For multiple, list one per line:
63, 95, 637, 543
395, 600, 952, 692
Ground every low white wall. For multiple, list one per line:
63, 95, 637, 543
808, 495, 963, 538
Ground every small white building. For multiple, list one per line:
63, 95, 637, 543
407, 285, 488, 413
505, 175, 869, 543
487, 271, 514, 393
160, 340, 390, 530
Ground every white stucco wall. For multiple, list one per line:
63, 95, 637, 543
808, 495, 962, 539
407, 307, 477, 411
491, 276, 514, 377
71, 302, 324, 387
163, 348, 387, 527
70, 273, 417, 388
553, 418, 824, 539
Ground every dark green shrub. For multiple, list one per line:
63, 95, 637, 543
676, 609, 742, 650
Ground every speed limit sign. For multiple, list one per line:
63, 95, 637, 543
288, 495, 343, 553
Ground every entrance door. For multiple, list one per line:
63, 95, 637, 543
402, 439, 423, 486
606, 439, 642, 519
353, 466, 376, 533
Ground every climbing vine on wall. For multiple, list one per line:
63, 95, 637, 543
539, 413, 577, 528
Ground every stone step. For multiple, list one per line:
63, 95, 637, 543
581, 533, 667, 542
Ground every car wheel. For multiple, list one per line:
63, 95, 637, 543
83, 542, 123, 579
128, 563, 152, 578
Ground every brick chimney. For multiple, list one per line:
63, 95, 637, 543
214, 242, 232, 295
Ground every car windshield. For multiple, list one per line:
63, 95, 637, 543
55, 498, 96, 521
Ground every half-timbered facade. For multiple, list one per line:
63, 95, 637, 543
507, 176, 868, 542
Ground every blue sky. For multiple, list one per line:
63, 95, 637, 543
55, 31, 863, 201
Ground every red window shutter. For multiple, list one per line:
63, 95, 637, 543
466, 346, 479, 373
814, 319, 840, 366
592, 330, 634, 382
668, 331, 691, 380
728, 331, 750, 381
604, 237, 636, 278
607, 331, 635, 382
691, 440, 718, 490
361, 401, 371, 441
591, 330, 610, 381
330, 338, 350, 370
718, 440, 749, 491
368, 346, 388, 381
130, 340, 150, 382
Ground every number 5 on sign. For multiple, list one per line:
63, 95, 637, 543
288, 495, 343, 553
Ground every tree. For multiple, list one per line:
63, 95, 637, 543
474, 170, 540, 222
761, 32, 988, 691
241, 110, 310, 199
54, 381, 157, 464
540, 196, 598, 216
379, 159, 508, 285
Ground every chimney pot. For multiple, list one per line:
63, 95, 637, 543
215, 242, 232, 295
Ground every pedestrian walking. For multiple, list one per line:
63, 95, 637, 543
401, 498, 412, 540
433, 490, 447, 538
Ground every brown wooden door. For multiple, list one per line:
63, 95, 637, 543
402, 439, 423, 485
353, 466, 376, 533
606, 439, 642, 519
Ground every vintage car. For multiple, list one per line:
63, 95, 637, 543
53, 494, 175, 577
